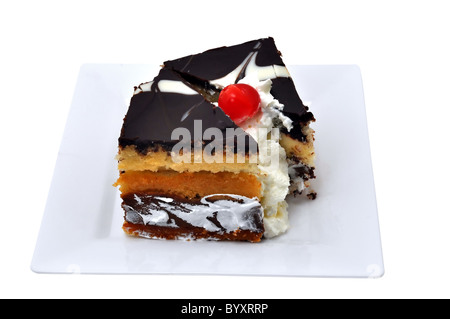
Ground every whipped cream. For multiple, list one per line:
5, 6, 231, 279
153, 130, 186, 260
239, 74, 293, 132
238, 74, 292, 238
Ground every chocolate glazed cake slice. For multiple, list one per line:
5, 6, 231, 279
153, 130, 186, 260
115, 37, 317, 242
164, 37, 316, 196
116, 67, 265, 242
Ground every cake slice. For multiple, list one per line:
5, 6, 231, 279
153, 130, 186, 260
116, 68, 264, 242
115, 37, 316, 242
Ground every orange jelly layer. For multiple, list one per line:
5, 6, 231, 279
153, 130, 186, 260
115, 170, 261, 200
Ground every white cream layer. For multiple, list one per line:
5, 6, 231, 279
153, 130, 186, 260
134, 80, 198, 95
124, 194, 263, 234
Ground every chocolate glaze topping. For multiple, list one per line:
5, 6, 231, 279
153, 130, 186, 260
119, 68, 255, 154
164, 38, 314, 123
119, 37, 314, 153
164, 40, 259, 81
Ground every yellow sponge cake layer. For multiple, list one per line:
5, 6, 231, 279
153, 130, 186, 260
118, 146, 258, 174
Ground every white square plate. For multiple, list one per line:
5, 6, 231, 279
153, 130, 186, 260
31, 64, 384, 277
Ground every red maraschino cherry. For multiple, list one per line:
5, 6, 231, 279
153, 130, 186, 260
218, 84, 261, 125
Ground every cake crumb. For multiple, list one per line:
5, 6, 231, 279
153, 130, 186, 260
307, 191, 317, 200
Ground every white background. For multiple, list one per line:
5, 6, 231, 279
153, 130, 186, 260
1, 0, 449, 299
